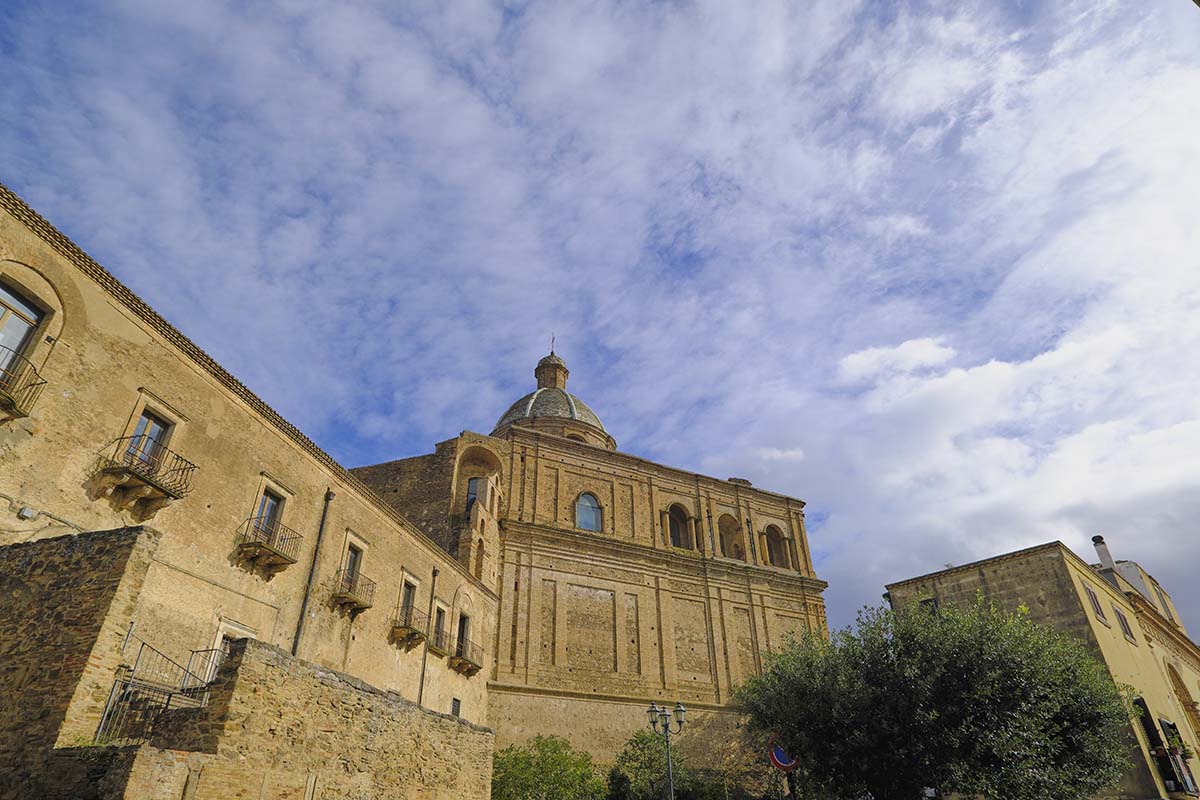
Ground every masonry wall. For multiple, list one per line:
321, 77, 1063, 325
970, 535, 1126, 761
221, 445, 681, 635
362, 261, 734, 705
0, 527, 158, 799
0, 186, 494, 725
29, 638, 494, 800
359, 425, 829, 762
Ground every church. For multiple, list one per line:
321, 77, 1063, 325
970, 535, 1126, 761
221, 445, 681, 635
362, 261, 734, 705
0, 180, 826, 798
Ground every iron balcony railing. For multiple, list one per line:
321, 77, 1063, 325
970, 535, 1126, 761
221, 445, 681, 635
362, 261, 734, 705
95, 638, 217, 745
103, 434, 198, 498
0, 345, 46, 417
393, 604, 429, 634
333, 568, 376, 609
453, 635, 484, 671
237, 515, 303, 564
429, 625, 451, 655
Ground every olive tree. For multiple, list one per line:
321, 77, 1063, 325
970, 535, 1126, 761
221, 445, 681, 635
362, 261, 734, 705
736, 601, 1130, 800
492, 735, 606, 800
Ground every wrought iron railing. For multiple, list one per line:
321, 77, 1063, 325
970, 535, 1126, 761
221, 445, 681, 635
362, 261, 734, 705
0, 345, 46, 416
103, 434, 198, 498
237, 515, 303, 563
184, 648, 228, 689
454, 635, 484, 669
334, 568, 376, 608
429, 625, 451, 655
95, 638, 215, 745
393, 604, 429, 633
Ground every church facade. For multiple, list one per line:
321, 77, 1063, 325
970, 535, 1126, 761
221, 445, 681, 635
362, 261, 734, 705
0, 180, 826, 798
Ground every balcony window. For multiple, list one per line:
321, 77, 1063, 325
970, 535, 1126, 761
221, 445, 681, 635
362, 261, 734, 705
236, 488, 301, 570
332, 545, 374, 612
94, 405, 197, 520
430, 606, 449, 655
450, 612, 482, 676
390, 581, 428, 650
0, 282, 47, 418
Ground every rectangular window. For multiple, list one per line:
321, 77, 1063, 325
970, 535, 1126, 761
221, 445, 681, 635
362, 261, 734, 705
457, 613, 471, 657
451, 698, 461, 717
346, 544, 362, 578
919, 596, 939, 612
434, 606, 446, 637
466, 477, 482, 513
1114, 608, 1137, 643
126, 410, 172, 467
256, 489, 284, 530
401, 581, 417, 616
1084, 585, 1108, 624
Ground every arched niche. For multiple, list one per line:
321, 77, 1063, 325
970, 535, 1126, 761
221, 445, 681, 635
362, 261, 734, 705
718, 514, 745, 561
764, 524, 789, 568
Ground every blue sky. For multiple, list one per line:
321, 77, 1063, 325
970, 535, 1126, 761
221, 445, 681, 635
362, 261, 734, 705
2, 0, 1199, 632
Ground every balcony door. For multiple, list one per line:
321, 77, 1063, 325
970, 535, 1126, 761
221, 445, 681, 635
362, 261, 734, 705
127, 410, 170, 468
0, 283, 43, 385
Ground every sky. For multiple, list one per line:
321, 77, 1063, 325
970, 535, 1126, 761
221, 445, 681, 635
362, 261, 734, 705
2, 0, 1198, 633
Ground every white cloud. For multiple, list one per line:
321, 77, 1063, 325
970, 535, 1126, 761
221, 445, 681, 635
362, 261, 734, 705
839, 338, 956, 384
1, 0, 1198, 633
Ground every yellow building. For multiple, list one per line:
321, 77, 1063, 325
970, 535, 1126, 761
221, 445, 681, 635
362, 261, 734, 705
887, 537, 1200, 800
0, 181, 826, 797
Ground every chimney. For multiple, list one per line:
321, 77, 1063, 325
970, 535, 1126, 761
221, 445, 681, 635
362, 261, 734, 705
1092, 535, 1117, 572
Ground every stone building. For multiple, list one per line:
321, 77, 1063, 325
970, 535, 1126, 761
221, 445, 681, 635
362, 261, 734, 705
0, 181, 827, 797
887, 537, 1200, 800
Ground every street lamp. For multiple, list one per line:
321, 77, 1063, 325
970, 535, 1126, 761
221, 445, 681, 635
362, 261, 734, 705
647, 702, 686, 799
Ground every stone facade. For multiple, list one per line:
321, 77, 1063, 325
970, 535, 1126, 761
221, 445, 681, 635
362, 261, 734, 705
0, 178, 828, 791
887, 540, 1200, 800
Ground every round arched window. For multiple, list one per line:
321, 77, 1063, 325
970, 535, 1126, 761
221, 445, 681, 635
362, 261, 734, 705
575, 493, 602, 532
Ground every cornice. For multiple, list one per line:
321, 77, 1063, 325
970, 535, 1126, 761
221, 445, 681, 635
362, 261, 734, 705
885, 541, 1069, 591
501, 426, 807, 509
1128, 592, 1200, 666
0, 180, 493, 598
501, 519, 828, 596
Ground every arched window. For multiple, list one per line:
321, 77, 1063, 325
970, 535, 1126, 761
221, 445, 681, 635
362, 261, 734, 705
474, 540, 485, 580
718, 514, 745, 561
575, 493, 602, 532
566, 433, 586, 443
667, 505, 691, 549
0, 281, 44, 392
764, 525, 788, 568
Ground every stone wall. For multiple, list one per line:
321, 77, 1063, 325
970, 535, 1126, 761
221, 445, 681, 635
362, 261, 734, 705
351, 445, 457, 555
35, 639, 494, 800
0, 527, 158, 798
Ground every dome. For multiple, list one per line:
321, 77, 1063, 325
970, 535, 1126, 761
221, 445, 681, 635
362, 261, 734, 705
491, 352, 614, 448
493, 387, 607, 432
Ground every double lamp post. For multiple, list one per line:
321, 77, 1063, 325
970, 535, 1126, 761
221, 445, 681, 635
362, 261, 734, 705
647, 702, 687, 800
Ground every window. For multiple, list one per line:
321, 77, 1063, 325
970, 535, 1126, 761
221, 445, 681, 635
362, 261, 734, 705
466, 477, 483, 514
667, 505, 690, 549
764, 525, 789, 568
0, 282, 43, 364
575, 493, 602, 532
125, 410, 171, 467
474, 540, 485, 580
1083, 585, 1108, 624
400, 580, 417, 617
1115, 607, 1137, 642
434, 606, 447, 643
451, 698, 461, 717
919, 596, 939, 613
346, 544, 363, 579
456, 613, 471, 656
255, 488, 284, 532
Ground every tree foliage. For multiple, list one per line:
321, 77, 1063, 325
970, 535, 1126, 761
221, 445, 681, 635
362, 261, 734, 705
492, 735, 606, 800
736, 600, 1131, 800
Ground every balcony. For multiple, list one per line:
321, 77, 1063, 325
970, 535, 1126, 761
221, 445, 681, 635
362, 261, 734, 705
93, 434, 198, 520
236, 516, 302, 572
390, 605, 429, 650
428, 626, 450, 657
332, 568, 376, 612
449, 636, 484, 676
0, 346, 46, 419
